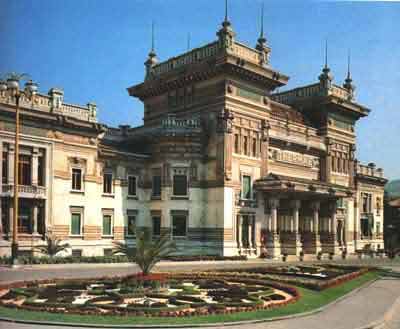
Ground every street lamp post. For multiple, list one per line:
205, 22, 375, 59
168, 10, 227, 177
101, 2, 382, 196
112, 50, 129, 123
0, 74, 38, 266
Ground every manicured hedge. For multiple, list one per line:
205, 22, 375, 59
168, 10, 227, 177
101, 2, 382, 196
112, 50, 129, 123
0, 254, 247, 265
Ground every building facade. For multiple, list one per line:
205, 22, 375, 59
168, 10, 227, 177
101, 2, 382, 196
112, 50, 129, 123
0, 12, 387, 258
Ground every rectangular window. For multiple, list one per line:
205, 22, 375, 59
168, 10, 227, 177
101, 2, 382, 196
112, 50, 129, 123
71, 168, 82, 191
102, 214, 112, 236
103, 248, 113, 256
241, 175, 252, 199
38, 156, 45, 186
252, 138, 257, 157
243, 136, 248, 155
2, 152, 7, 184
18, 155, 31, 185
172, 215, 187, 238
234, 134, 239, 153
152, 216, 161, 236
337, 198, 344, 209
127, 215, 136, 236
173, 174, 187, 196
71, 212, 81, 235
128, 176, 137, 196
71, 249, 82, 257
103, 172, 113, 194
152, 175, 161, 197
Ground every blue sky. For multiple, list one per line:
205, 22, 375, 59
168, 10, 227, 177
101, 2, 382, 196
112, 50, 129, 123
1, 0, 399, 180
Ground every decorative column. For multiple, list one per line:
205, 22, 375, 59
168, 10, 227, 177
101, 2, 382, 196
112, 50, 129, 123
31, 148, 39, 186
8, 145, 15, 185
0, 198, 3, 239
248, 217, 252, 249
217, 108, 234, 181
329, 201, 339, 254
252, 215, 256, 250
237, 215, 242, 250
260, 120, 270, 177
32, 201, 39, 235
8, 202, 13, 239
267, 198, 281, 258
0, 143, 2, 239
311, 201, 322, 254
290, 200, 302, 256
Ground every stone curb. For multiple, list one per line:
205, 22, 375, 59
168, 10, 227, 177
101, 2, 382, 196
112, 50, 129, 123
0, 277, 381, 328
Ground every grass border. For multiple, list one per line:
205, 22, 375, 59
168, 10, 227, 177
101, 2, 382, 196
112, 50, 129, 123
0, 271, 380, 327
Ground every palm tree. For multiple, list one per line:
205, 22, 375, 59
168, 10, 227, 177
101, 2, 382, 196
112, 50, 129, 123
113, 228, 176, 275
34, 234, 71, 257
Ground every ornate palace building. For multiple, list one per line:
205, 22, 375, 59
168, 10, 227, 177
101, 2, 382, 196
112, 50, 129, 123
0, 9, 387, 258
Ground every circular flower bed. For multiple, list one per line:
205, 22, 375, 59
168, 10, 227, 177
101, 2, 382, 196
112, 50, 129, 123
0, 273, 300, 317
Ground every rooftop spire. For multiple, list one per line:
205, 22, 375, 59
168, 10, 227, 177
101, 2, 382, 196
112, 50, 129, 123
217, 0, 235, 49
224, 0, 229, 23
150, 20, 155, 55
257, 1, 267, 46
319, 39, 333, 89
144, 21, 158, 79
187, 32, 191, 51
343, 48, 356, 100
260, 1, 265, 39
324, 39, 328, 69
346, 48, 351, 80
256, 1, 270, 65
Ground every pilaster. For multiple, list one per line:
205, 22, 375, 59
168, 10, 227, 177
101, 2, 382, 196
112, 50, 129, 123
7, 144, 15, 185
329, 201, 340, 254
290, 200, 302, 256
266, 198, 281, 258
31, 147, 39, 186
311, 201, 322, 253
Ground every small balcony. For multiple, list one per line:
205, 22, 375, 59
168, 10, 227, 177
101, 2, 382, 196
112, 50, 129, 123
236, 198, 258, 208
1, 184, 47, 199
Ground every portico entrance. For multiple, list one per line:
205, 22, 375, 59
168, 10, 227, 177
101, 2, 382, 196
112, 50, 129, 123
254, 173, 352, 258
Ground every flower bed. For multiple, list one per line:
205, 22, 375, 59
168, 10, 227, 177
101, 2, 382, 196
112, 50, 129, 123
0, 273, 299, 317
213, 264, 372, 291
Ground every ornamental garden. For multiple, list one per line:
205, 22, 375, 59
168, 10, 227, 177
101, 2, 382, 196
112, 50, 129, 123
0, 264, 376, 324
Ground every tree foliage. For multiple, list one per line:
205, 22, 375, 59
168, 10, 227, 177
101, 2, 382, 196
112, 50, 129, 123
113, 228, 176, 275
34, 234, 71, 257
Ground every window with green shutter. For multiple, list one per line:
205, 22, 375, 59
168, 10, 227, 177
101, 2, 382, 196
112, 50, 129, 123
242, 175, 251, 199
71, 213, 81, 235
172, 215, 187, 238
102, 215, 112, 236
152, 216, 161, 236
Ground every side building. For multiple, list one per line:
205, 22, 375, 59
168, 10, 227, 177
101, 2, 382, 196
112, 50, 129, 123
0, 12, 387, 258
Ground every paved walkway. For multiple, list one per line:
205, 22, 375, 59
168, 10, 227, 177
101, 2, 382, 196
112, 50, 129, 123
0, 278, 399, 329
0, 258, 399, 285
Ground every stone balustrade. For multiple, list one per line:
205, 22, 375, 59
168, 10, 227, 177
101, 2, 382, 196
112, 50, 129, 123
149, 39, 266, 78
356, 163, 384, 178
161, 115, 201, 130
1, 184, 46, 198
0, 90, 97, 123
232, 41, 262, 65
272, 83, 352, 105
151, 41, 220, 77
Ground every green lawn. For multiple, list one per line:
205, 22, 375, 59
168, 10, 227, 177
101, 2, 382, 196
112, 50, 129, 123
0, 271, 380, 325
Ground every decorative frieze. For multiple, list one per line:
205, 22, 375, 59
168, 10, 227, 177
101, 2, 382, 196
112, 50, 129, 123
268, 147, 319, 169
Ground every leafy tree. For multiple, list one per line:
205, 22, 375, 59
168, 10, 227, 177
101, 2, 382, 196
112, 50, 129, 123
113, 228, 176, 275
34, 234, 71, 257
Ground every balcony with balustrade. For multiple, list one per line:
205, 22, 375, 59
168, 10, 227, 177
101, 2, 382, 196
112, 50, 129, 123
1, 184, 46, 199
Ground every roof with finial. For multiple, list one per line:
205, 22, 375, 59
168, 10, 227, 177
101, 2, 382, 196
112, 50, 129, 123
257, 2, 267, 46
319, 39, 333, 83
129, 0, 289, 96
343, 49, 355, 93
148, 21, 156, 58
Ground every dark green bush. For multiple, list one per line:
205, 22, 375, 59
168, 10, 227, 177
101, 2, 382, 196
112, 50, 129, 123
0, 254, 246, 265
